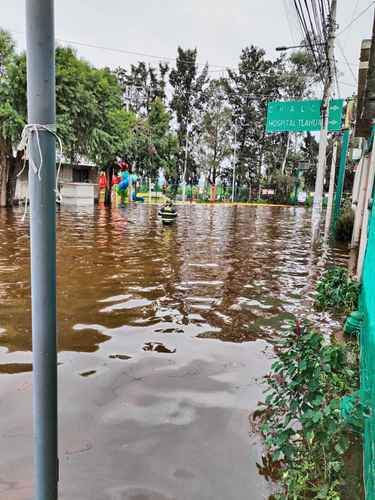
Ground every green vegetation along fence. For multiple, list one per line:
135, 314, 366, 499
360, 186, 375, 499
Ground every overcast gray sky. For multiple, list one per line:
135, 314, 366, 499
2, 1, 374, 98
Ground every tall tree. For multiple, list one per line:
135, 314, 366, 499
169, 47, 209, 180
223, 46, 283, 189
115, 62, 169, 115
125, 98, 179, 181
0, 30, 26, 207
0, 35, 135, 206
56, 46, 123, 166
196, 79, 232, 183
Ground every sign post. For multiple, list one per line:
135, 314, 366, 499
266, 99, 344, 134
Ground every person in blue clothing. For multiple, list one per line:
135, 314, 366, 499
117, 161, 129, 207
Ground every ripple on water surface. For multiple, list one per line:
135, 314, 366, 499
0, 205, 348, 500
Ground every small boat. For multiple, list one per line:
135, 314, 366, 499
158, 203, 177, 224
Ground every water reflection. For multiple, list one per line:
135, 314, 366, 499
0, 205, 347, 356
0, 204, 348, 500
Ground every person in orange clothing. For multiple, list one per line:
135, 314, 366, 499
98, 171, 107, 203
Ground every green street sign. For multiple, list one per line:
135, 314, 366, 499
266, 99, 344, 133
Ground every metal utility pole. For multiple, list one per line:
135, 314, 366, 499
232, 125, 237, 203
311, 0, 338, 244
331, 128, 350, 236
349, 147, 369, 275
26, 0, 58, 499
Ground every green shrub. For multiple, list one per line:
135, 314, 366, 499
305, 195, 314, 207
315, 267, 359, 314
197, 192, 209, 203
255, 321, 360, 500
335, 208, 354, 242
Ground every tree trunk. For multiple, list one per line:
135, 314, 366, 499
6, 153, 23, 206
0, 140, 20, 208
0, 151, 8, 208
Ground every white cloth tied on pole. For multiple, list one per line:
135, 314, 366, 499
17, 123, 64, 213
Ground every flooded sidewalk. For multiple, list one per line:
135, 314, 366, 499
0, 205, 346, 500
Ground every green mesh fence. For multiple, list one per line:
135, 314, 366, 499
361, 197, 375, 499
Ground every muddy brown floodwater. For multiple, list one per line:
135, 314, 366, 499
0, 204, 347, 500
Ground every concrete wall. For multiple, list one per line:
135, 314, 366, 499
60, 182, 96, 207
14, 164, 99, 204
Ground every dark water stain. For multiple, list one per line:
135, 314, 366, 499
143, 342, 176, 354
80, 370, 97, 378
0, 363, 32, 374
109, 354, 132, 361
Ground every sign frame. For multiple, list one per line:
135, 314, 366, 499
266, 99, 344, 133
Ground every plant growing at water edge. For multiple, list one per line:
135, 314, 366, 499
335, 207, 355, 243
254, 321, 360, 499
315, 266, 360, 315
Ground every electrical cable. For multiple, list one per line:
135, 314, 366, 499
293, 0, 327, 82
337, 40, 357, 83
337, 1, 375, 37
283, 0, 297, 43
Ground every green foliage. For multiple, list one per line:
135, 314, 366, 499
256, 321, 360, 499
123, 98, 179, 180
335, 207, 355, 243
115, 62, 169, 115
0, 29, 15, 74
223, 46, 282, 184
0, 32, 26, 144
196, 79, 233, 183
56, 46, 124, 165
147, 97, 179, 178
0, 31, 357, 201
169, 47, 209, 178
268, 173, 294, 204
315, 267, 360, 315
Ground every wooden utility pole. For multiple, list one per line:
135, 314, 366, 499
311, 0, 337, 244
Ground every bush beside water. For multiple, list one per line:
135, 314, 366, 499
335, 208, 355, 243
255, 322, 361, 499
256, 266, 362, 499
315, 267, 360, 315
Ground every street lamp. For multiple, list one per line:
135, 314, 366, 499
276, 43, 325, 51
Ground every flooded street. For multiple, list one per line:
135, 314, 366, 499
0, 204, 346, 500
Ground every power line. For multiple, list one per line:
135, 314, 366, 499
338, 80, 357, 88
293, 0, 329, 82
337, 40, 357, 83
283, 0, 297, 43
335, 58, 358, 68
7, 27, 324, 81
337, 1, 375, 37
349, 0, 361, 27
7, 28, 235, 71
334, 66, 341, 98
